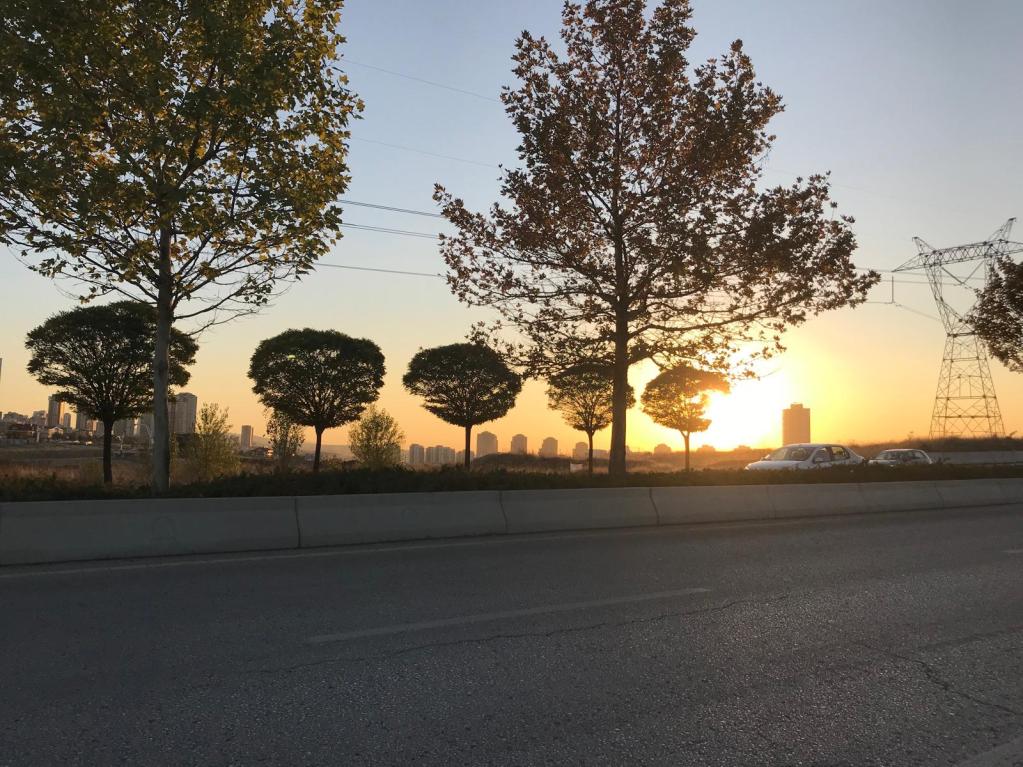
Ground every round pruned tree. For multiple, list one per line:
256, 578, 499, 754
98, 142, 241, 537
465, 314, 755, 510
640, 365, 729, 471
435, 0, 877, 477
403, 343, 522, 468
547, 364, 634, 475
248, 329, 385, 472
25, 302, 197, 483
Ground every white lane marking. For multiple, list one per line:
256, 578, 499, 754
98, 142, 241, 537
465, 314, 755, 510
306, 587, 712, 644
1005, 549, 1023, 555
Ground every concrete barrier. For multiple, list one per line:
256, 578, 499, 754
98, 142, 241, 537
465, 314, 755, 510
2, 479, 1021, 567
296, 491, 505, 548
766, 482, 869, 518
651, 485, 775, 525
860, 481, 943, 514
501, 487, 657, 534
933, 479, 1010, 509
0, 496, 298, 566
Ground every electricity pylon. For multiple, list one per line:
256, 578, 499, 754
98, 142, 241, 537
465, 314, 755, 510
894, 219, 1023, 438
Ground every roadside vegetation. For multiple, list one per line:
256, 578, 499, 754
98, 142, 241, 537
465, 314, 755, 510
3, 460, 1023, 504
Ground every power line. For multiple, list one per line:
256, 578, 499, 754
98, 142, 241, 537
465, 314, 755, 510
350, 136, 498, 168
344, 58, 501, 103
341, 199, 443, 218
344, 223, 441, 239
319, 262, 443, 279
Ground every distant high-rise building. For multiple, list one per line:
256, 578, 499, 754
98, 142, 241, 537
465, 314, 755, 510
477, 431, 498, 457
61, 412, 72, 430
572, 441, 588, 461
510, 434, 527, 455
539, 437, 558, 458
653, 443, 672, 455
46, 396, 64, 428
408, 443, 425, 465
173, 393, 198, 434
456, 449, 474, 464
240, 425, 253, 450
75, 411, 92, 432
782, 403, 811, 445
30, 410, 46, 427
112, 418, 136, 438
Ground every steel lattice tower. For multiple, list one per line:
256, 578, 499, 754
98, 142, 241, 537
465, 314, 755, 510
894, 219, 1023, 438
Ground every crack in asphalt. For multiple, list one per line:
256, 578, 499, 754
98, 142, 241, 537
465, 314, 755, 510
857, 641, 1022, 719
256, 593, 794, 676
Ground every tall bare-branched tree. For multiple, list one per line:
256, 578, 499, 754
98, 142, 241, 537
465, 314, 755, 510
0, 0, 362, 491
436, 0, 877, 475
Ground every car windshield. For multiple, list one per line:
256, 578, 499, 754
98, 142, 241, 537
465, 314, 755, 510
766, 446, 813, 462
876, 450, 900, 459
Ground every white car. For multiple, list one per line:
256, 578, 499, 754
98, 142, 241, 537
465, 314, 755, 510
745, 443, 865, 471
869, 449, 933, 466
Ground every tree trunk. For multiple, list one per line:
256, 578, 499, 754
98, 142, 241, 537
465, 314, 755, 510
102, 419, 114, 484
151, 225, 173, 493
682, 432, 691, 472
608, 324, 630, 477
587, 431, 594, 477
464, 425, 472, 469
313, 427, 324, 473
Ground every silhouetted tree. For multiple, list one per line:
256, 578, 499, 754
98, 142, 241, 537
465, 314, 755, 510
184, 403, 240, 483
436, 0, 877, 476
0, 1, 362, 492
403, 343, 522, 468
265, 410, 304, 473
547, 365, 634, 475
972, 259, 1023, 372
641, 365, 729, 470
25, 302, 197, 483
349, 406, 403, 469
249, 329, 385, 472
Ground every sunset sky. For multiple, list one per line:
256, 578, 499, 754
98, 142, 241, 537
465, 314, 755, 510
1, 0, 1021, 454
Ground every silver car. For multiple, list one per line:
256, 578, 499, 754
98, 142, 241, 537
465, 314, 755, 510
869, 449, 933, 466
745, 443, 866, 471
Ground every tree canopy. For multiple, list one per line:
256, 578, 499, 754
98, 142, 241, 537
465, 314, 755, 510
547, 364, 634, 474
640, 365, 729, 470
972, 259, 1023, 373
435, 0, 877, 475
0, 0, 362, 490
248, 329, 385, 471
25, 301, 197, 482
403, 343, 522, 467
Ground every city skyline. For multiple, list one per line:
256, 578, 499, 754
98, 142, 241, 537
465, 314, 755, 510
1, 1, 1021, 453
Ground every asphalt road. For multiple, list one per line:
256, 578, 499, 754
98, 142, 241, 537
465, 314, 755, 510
1, 506, 1022, 766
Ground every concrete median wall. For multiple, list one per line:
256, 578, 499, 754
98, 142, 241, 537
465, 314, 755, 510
0, 496, 299, 566
1, 478, 1021, 566
501, 487, 657, 533
297, 491, 505, 547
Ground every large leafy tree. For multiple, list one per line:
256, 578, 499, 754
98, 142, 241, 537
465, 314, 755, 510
403, 343, 522, 468
972, 259, 1023, 372
0, 0, 362, 491
435, 0, 877, 476
183, 403, 240, 483
249, 329, 385, 472
25, 302, 197, 483
547, 365, 634, 475
640, 365, 728, 470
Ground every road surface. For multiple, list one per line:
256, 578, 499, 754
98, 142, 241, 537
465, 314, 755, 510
1, 505, 1021, 765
